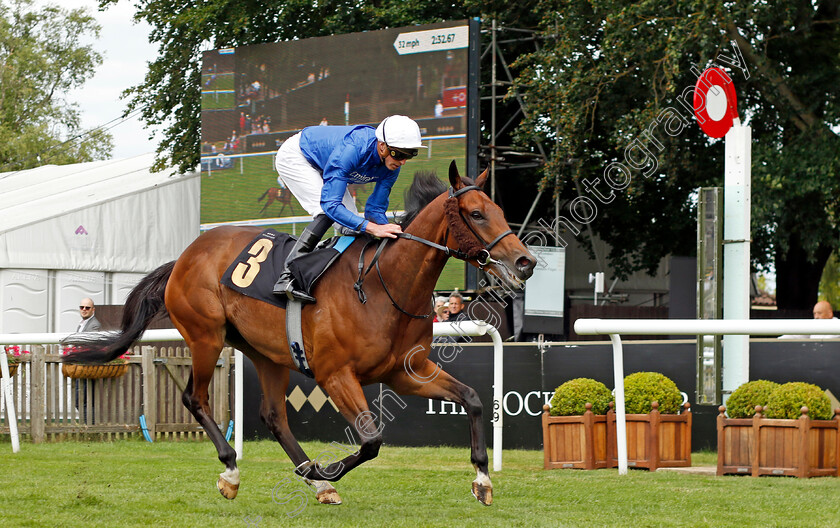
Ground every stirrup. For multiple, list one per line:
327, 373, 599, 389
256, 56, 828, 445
285, 285, 316, 304
274, 276, 315, 303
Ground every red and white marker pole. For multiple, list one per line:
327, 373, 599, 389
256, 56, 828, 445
694, 67, 750, 399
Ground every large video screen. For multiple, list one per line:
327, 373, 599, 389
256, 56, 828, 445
200, 21, 473, 289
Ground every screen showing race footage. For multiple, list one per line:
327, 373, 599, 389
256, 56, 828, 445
200, 21, 472, 289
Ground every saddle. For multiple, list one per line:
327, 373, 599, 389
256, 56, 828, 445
220, 229, 358, 308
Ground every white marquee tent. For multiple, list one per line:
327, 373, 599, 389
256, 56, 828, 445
0, 153, 200, 334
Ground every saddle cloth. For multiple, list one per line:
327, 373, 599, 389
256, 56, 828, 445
220, 229, 357, 308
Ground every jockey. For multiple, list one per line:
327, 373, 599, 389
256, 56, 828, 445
273, 115, 426, 302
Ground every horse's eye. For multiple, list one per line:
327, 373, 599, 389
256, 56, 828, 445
470, 211, 483, 220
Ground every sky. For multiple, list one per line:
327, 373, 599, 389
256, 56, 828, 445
62, 0, 161, 160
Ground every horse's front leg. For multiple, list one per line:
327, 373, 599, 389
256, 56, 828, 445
385, 360, 492, 506
294, 366, 383, 482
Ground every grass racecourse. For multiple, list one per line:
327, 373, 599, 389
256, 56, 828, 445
1, 440, 839, 527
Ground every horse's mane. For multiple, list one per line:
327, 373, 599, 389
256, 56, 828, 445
399, 170, 448, 229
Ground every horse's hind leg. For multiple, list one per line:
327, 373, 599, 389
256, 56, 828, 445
249, 355, 341, 505
181, 343, 239, 499
385, 361, 493, 506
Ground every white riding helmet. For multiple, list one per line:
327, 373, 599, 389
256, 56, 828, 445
375, 115, 427, 149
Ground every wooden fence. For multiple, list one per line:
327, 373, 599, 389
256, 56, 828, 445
0, 344, 231, 442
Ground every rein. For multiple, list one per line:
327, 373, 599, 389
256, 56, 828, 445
354, 238, 434, 319
352, 183, 515, 318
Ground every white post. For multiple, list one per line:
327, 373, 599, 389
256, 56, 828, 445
722, 123, 751, 398
235, 349, 243, 460
489, 325, 503, 472
609, 334, 627, 475
432, 321, 503, 471
0, 351, 20, 453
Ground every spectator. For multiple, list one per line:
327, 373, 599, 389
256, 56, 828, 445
434, 296, 447, 314
448, 292, 468, 322
434, 303, 450, 323
75, 298, 102, 333
779, 300, 840, 339
70, 298, 101, 423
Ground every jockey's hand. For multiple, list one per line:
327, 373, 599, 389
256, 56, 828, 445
366, 222, 402, 239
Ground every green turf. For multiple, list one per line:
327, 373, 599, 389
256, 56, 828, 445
201, 72, 235, 90
199, 138, 468, 289
1, 440, 838, 527
202, 92, 236, 110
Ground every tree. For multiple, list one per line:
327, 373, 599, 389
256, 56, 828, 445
0, 0, 112, 171
512, 1, 840, 311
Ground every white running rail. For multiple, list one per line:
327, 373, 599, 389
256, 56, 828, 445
2, 323, 505, 469
573, 318, 840, 475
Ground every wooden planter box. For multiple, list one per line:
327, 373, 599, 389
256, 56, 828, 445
5, 363, 19, 377
542, 401, 691, 471
542, 403, 609, 469
62, 363, 129, 380
717, 406, 840, 478
607, 402, 692, 471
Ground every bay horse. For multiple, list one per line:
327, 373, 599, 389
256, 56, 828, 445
257, 186, 293, 215
64, 162, 535, 507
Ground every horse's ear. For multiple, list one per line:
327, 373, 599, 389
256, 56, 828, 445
474, 167, 489, 190
448, 160, 464, 190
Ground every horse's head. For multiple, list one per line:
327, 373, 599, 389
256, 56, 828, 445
444, 161, 536, 288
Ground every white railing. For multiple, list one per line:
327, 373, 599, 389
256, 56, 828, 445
573, 318, 840, 475
1, 322, 505, 469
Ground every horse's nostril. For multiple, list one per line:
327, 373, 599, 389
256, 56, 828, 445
516, 256, 534, 272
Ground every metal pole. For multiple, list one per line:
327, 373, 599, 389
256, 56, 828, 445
610, 334, 627, 475
722, 124, 751, 398
235, 349, 243, 460
490, 19, 497, 202
0, 352, 20, 453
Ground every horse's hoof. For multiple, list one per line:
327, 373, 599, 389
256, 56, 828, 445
471, 480, 493, 506
316, 488, 342, 505
217, 477, 239, 500
309, 480, 342, 505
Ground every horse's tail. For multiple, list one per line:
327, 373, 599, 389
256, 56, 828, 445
63, 261, 176, 364
257, 188, 271, 202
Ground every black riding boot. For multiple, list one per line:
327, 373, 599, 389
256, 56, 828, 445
273, 214, 333, 303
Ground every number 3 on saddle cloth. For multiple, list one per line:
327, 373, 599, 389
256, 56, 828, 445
220, 228, 356, 308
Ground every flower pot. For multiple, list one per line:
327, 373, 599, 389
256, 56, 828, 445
542, 403, 609, 470
5, 363, 19, 377
62, 363, 128, 380
607, 401, 692, 471
717, 405, 840, 477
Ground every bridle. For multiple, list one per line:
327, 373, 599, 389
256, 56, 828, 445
444, 185, 514, 268
353, 183, 516, 318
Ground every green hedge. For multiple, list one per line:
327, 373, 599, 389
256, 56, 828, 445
549, 378, 612, 416
763, 382, 832, 420
623, 372, 682, 414
725, 380, 780, 419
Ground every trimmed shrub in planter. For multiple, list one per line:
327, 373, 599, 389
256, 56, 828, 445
725, 380, 780, 419
607, 372, 691, 470
549, 378, 612, 416
718, 381, 840, 478
542, 378, 611, 470
623, 372, 682, 414
764, 382, 832, 420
